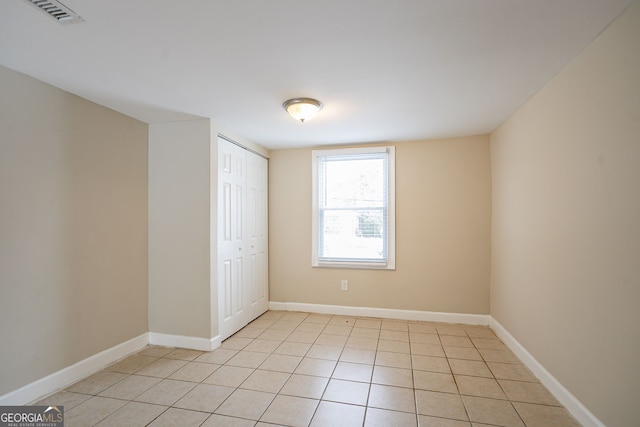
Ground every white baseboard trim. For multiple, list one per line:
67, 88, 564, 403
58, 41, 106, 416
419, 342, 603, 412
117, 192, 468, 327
148, 332, 221, 352
0, 333, 149, 406
489, 317, 604, 427
268, 301, 490, 325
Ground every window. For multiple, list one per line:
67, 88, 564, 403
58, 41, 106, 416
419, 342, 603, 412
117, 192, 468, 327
312, 146, 395, 269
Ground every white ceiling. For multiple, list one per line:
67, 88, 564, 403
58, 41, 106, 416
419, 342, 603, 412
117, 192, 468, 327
0, 0, 632, 149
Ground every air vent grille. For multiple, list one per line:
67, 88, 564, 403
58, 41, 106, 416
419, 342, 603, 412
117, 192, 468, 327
23, 0, 83, 24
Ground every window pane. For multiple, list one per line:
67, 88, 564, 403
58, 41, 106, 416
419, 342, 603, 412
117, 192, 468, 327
322, 157, 386, 208
320, 208, 385, 260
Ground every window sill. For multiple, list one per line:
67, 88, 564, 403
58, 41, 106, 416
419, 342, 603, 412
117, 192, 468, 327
312, 261, 395, 271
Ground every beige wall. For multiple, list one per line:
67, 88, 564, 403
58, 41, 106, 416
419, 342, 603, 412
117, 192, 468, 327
148, 120, 213, 338
0, 66, 148, 395
269, 137, 491, 314
490, 2, 640, 426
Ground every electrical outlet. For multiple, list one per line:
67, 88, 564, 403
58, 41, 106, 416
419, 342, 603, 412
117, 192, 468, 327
340, 280, 348, 291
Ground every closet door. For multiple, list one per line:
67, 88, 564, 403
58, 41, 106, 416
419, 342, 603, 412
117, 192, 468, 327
218, 138, 269, 341
246, 151, 269, 320
218, 140, 248, 340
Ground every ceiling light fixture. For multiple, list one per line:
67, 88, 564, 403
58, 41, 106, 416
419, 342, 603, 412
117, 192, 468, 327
283, 98, 323, 123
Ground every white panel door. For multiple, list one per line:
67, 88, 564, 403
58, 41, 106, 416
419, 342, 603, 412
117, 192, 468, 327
246, 151, 269, 320
218, 138, 268, 341
218, 139, 248, 340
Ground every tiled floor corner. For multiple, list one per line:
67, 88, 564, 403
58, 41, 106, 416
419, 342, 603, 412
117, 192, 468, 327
34, 311, 581, 426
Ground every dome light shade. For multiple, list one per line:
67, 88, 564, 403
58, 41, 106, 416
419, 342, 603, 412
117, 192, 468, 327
283, 98, 323, 122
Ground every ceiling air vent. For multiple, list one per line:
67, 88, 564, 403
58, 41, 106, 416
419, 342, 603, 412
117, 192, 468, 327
23, 0, 84, 24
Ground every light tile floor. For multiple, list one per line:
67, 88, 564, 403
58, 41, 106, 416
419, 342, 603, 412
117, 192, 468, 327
35, 311, 581, 426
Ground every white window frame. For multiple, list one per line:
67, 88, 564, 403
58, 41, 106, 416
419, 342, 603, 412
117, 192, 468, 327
312, 146, 396, 270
